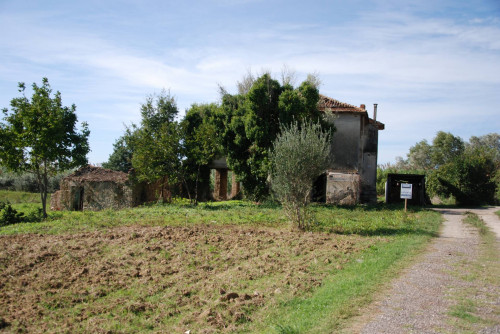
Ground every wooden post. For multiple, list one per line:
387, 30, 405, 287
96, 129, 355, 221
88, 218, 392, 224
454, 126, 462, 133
404, 198, 407, 212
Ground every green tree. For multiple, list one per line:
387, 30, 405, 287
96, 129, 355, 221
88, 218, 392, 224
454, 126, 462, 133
221, 73, 327, 200
102, 127, 136, 172
181, 103, 223, 202
427, 147, 496, 205
270, 121, 332, 230
407, 139, 433, 170
431, 131, 465, 167
131, 91, 182, 201
0, 78, 90, 217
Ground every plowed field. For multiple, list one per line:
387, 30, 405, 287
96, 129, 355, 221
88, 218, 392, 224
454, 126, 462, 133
0, 224, 375, 333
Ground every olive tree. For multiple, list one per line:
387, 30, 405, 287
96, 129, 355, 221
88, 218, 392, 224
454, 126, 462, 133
0, 78, 90, 217
270, 121, 332, 230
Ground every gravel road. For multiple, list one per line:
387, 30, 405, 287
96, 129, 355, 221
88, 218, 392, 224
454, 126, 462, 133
347, 207, 500, 334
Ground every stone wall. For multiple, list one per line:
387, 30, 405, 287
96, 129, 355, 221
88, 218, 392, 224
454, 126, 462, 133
326, 172, 360, 205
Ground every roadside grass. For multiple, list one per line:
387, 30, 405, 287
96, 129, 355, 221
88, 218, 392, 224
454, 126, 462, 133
447, 212, 500, 331
496, 210, 500, 219
0, 190, 442, 333
244, 210, 441, 333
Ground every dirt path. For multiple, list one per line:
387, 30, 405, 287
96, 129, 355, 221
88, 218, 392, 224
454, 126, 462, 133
346, 207, 500, 334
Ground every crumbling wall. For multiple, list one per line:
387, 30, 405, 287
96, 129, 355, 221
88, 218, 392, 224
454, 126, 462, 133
51, 179, 135, 211
326, 172, 360, 205
82, 181, 134, 211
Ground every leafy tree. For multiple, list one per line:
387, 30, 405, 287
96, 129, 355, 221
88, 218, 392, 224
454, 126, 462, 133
430, 131, 465, 167
181, 103, 223, 202
270, 121, 332, 230
467, 133, 500, 163
102, 127, 136, 172
131, 90, 182, 201
0, 78, 90, 217
427, 147, 496, 205
220, 73, 328, 201
407, 140, 433, 170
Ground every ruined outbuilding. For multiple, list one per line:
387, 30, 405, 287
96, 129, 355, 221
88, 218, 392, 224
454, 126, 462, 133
51, 165, 139, 211
385, 173, 428, 206
317, 95, 384, 205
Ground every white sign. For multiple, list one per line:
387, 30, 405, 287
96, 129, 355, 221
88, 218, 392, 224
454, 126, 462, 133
400, 183, 413, 199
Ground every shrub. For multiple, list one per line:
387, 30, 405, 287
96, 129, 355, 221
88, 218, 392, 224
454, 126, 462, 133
0, 201, 44, 227
0, 201, 25, 227
427, 149, 496, 205
270, 121, 331, 230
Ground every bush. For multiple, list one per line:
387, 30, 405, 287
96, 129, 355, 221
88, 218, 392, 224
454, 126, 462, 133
270, 121, 331, 230
0, 201, 44, 227
0, 201, 25, 226
427, 149, 496, 205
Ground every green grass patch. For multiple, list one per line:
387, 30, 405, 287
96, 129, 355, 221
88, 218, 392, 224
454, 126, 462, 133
243, 210, 441, 333
449, 299, 481, 323
0, 189, 45, 204
463, 211, 488, 235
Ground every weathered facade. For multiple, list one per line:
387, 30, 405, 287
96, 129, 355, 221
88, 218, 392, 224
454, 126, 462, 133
51, 166, 141, 211
318, 95, 384, 205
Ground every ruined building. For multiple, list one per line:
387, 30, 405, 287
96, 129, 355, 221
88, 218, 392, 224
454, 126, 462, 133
317, 95, 384, 205
209, 95, 384, 205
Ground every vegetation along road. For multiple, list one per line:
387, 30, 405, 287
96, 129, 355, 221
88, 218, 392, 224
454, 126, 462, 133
347, 207, 500, 334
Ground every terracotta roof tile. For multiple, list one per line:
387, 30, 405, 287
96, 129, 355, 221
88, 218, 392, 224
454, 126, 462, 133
318, 95, 366, 113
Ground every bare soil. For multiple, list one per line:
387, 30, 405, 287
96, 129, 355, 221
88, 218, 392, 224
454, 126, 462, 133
0, 224, 375, 333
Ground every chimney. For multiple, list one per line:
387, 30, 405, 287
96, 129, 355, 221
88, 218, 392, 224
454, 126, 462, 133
360, 104, 366, 110
373, 103, 378, 121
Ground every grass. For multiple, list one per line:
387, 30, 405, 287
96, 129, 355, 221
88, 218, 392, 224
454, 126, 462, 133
244, 211, 441, 333
446, 212, 500, 332
0, 190, 442, 333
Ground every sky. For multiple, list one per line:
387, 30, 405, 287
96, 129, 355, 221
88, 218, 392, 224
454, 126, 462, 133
1, 0, 499, 165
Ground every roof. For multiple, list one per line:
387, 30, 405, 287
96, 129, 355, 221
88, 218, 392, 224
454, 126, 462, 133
318, 94, 385, 130
65, 165, 129, 183
317, 95, 366, 113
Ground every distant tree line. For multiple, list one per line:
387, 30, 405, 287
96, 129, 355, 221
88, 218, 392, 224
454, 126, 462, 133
378, 132, 500, 205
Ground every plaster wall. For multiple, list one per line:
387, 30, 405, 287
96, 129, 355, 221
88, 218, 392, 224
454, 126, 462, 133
329, 114, 361, 171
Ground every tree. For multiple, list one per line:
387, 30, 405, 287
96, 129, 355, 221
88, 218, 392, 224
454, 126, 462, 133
430, 131, 464, 167
220, 73, 328, 201
467, 133, 500, 163
427, 148, 496, 205
102, 127, 136, 172
0, 78, 90, 217
181, 103, 223, 202
131, 90, 182, 201
407, 140, 433, 170
270, 121, 332, 230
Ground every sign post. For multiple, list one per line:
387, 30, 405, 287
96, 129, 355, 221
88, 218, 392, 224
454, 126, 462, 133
400, 183, 413, 212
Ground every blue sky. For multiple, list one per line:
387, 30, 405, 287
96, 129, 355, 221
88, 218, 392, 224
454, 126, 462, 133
1, 0, 499, 165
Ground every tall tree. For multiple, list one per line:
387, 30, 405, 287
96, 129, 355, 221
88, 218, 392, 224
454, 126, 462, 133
102, 127, 136, 172
431, 131, 465, 167
181, 103, 223, 202
0, 78, 90, 217
220, 73, 327, 200
131, 90, 181, 201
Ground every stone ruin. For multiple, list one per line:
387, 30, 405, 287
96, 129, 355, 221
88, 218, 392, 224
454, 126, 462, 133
51, 165, 140, 211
